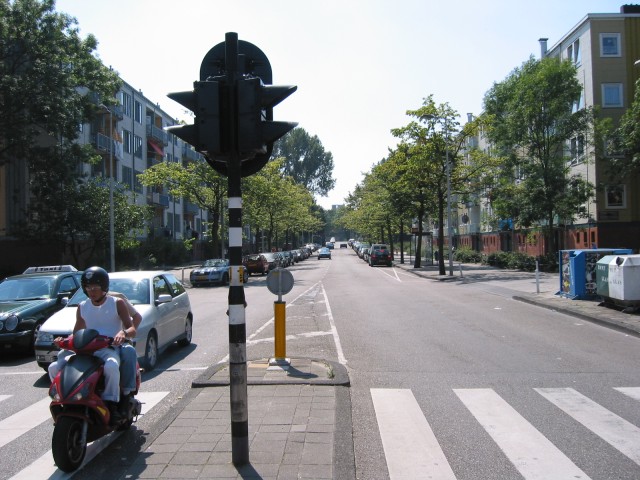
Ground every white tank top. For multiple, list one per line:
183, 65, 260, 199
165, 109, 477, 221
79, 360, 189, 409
79, 295, 122, 337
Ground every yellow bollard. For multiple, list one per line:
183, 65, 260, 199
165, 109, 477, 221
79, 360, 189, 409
274, 300, 286, 360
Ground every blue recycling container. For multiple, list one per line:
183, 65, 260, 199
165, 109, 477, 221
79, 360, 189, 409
558, 248, 633, 299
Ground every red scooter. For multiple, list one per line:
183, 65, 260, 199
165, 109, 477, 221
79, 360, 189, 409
48, 328, 142, 472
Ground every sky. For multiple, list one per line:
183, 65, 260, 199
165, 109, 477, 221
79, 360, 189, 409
55, 0, 626, 209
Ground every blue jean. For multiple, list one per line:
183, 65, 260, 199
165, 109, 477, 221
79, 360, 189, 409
119, 343, 137, 395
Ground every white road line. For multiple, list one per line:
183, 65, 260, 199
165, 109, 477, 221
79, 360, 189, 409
320, 282, 347, 365
376, 266, 401, 282
9, 391, 169, 480
615, 387, 640, 402
371, 388, 456, 480
537, 387, 640, 465
455, 388, 590, 480
0, 394, 11, 402
0, 397, 52, 448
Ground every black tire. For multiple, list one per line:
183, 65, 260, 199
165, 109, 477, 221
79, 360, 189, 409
177, 317, 193, 347
142, 332, 158, 371
52, 416, 86, 473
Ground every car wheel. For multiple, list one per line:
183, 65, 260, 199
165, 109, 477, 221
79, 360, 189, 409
177, 316, 193, 347
142, 332, 158, 371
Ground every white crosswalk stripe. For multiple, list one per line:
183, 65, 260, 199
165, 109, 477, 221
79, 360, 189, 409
372, 386, 640, 480
0, 391, 169, 480
536, 387, 640, 466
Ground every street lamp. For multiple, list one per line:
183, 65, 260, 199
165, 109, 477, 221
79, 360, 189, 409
100, 104, 116, 272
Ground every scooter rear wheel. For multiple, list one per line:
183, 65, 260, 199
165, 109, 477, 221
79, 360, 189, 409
52, 416, 86, 472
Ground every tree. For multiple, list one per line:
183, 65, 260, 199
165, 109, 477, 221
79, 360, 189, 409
610, 76, 640, 178
483, 56, 594, 255
0, 0, 122, 252
273, 128, 336, 197
137, 158, 227, 257
391, 96, 492, 273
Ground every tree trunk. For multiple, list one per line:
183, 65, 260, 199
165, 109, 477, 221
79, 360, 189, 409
399, 219, 404, 264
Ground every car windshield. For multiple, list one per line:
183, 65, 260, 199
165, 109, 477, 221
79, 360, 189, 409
203, 259, 227, 267
0, 277, 54, 301
262, 253, 276, 261
67, 278, 151, 306
246, 255, 262, 261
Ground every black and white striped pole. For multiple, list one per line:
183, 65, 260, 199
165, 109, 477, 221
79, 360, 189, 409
167, 32, 296, 467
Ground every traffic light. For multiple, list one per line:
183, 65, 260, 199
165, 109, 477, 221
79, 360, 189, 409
166, 79, 223, 158
237, 76, 297, 161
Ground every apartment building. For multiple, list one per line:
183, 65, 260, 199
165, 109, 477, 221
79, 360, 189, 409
0, 78, 210, 272
454, 5, 640, 256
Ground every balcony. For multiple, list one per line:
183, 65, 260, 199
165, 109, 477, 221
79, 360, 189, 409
146, 124, 168, 146
182, 146, 201, 162
93, 134, 124, 160
185, 202, 200, 214
148, 192, 169, 208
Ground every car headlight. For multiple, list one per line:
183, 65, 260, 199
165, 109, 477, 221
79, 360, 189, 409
4, 315, 19, 332
36, 331, 55, 343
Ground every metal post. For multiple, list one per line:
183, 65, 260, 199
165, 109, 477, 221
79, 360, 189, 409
536, 260, 540, 293
446, 138, 453, 277
101, 104, 116, 273
225, 33, 249, 467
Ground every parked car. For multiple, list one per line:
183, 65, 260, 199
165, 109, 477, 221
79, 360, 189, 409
362, 247, 371, 263
357, 243, 370, 258
34, 271, 193, 371
369, 244, 393, 267
244, 254, 269, 276
325, 242, 335, 249
0, 265, 83, 353
190, 259, 247, 287
318, 247, 332, 260
280, 251, 294, 267
261, 252, 281, 271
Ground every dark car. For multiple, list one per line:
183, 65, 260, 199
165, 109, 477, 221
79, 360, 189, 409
244, 254, 269, 276
318, 247, 332, 260
0, 265, 83, 352
369, 244, 393, 267
261, 252, 281, 271
190, 259, 247, 287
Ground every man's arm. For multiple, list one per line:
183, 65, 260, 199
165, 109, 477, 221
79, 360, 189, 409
112, 298, 134, 346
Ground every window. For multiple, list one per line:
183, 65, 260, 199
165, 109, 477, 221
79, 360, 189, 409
133, 170, 143, 194
572, 90, 585, 113
123, 129, 132, 154
122, 165, 132, 189
134, 101, 142, 123
120, 92, 132, 117
602, 83, 623, 108
134, 135, 143, 159
567, 39, 581, 65
605, 185, 626, 209
569, 135, 585, 165
600, 33, 621, 57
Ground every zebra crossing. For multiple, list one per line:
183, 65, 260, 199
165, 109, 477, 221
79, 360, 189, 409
0, 391, 169, 479
372, 386, 640, 480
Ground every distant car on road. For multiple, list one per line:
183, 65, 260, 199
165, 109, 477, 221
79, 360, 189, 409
244, 254, 269, 276
326, 242, 335, 249
318, 247, 332, 260
35, 270, 193, 371
369, 244, 393, 267
339, 243, 348, 248
190, 259, 247, 287
0, 265, 83, 352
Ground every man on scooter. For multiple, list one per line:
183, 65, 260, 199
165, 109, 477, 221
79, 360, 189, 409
49, 266, 136, 423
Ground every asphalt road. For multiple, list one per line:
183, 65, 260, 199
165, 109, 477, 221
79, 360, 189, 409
1, 247, 640, 479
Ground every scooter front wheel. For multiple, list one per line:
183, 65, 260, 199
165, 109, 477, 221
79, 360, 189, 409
52, 416, 86, 472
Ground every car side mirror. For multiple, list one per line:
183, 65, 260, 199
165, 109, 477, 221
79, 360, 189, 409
155, 293, 173, 305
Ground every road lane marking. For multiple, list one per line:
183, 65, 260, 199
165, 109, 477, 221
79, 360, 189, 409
0, 394, 10, 402
9, 391, 169, 480
537, 387, 640, 465
321, 282, 347, 365
0, 397, 51, 448
371, 388, 456, 480
455, 388, 590, 480
615, 387, 640, 402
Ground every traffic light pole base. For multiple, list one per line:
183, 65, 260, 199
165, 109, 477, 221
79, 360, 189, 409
268, 357, 291, 370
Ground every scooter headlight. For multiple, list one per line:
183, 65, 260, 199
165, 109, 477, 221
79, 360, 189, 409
72, 384, 91, 401
49, 383, 60, 401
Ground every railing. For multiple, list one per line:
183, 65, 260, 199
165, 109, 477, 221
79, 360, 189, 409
182, 146, 201, 162
146, 124, 168, 145
148, 192, 169, 208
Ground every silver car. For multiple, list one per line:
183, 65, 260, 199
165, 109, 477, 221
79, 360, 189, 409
34, 271, 193, 371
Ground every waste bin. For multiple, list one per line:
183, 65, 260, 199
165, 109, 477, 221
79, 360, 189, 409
558, 248, 632, 299
597, 254, 640, 308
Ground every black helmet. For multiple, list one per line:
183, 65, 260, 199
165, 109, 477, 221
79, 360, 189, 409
81, 266, 109, 295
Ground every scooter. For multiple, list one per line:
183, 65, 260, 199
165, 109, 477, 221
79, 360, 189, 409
48, 328, 142, 472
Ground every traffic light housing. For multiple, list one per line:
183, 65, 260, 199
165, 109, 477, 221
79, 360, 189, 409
166, 79, 223, 159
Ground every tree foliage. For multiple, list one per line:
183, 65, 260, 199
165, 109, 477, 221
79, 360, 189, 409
611, 77, 640, 178
0, 0, 122, 252
273, 128, 336, 197
483, 56, 594, 255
